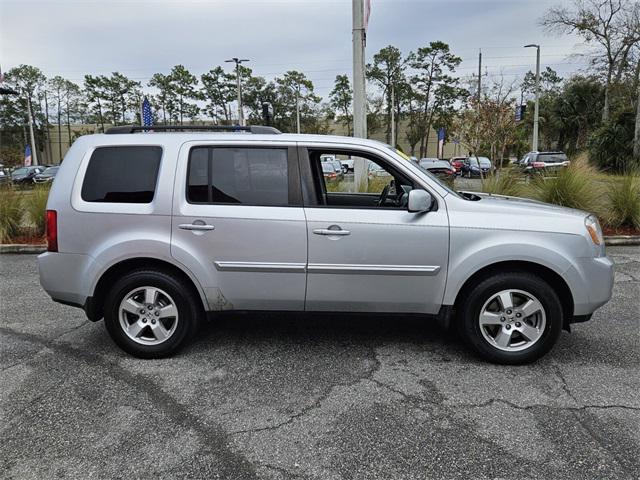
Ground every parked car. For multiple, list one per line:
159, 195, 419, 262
11, 166, 45, 185
37, 125, 613, 364
340, 158, 355, 173
33, 166, 59, 184
461, 156, 493, 177
519, 151, 569, 174
418, 159, 456, 186
368, 161, 392, 178
0, 168, 8, 185
449, 156, 467, 174
321, 161, 341, 181
331, 160, 346, 175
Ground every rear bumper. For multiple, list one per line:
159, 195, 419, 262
37, 251, 95, 308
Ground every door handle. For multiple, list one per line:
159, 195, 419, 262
313, 228, 351, 236
179, 223, 215, 231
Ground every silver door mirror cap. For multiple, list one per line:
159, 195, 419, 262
407, 189, 433, 213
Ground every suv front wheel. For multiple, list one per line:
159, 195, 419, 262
103, 269, 201, 358
458, 271, 563, 364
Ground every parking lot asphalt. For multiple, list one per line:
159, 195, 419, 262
1, 249, 639, 480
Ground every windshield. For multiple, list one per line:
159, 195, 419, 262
378, 141, 466, 199
468, 157, 491, 167
411, 161, 465, 198
321, 163, 334, 172
12, 168, 27, 175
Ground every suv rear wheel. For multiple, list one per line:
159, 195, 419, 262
103, 269, 201, 358
458, 271, 563, 364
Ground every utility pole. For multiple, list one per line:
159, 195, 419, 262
477, 49, 482, 106
525, 44, 540, 151
25, 91, 38, 166
352, 0, 368, 190
352, 0, 367, 138
390, 84, 395, 147
225, 57, 250, 126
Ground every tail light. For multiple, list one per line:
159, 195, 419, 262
46, 210, 58, 252
532, 161, 545, 168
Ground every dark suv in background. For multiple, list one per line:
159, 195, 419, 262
519, 151, 569, 174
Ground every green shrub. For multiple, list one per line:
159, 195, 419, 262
481, 168, 525, 197
604, 172, 640, 230
23, 185, 50, 236
0, 186, 23, 243
528, 163, 600, 213
588, 110, 638, 172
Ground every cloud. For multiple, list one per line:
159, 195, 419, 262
0, 0, 584, 99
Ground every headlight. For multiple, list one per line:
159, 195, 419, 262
585, 215, 603, 246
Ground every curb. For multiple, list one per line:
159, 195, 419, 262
604, 235, 640, 246
0, 244, 47, 254
1, 236, 639, 254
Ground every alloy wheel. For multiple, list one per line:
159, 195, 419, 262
118, 286, 179, 345
478, 289, 546, 352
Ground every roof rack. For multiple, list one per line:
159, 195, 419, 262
105, 125, 281, 135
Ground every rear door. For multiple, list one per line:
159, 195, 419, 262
171, 141, 307, 311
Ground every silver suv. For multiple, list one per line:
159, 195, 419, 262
38, 126, 614, 364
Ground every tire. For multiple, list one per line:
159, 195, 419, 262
457, 271, 563, 364
103, 269, 202, 358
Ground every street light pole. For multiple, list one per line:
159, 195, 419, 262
295, 84, 301, 134
225, 57, 250, 126
525, 44, 540, 151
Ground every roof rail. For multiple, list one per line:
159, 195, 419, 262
105, 125, 281, 135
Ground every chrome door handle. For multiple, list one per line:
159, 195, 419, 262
179, 223, 215, 231
313, 228, 351, 236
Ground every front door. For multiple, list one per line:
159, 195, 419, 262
171, 142, 307, 311
301, 146, 449, 314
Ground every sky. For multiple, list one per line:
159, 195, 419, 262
0, 0, 589, 100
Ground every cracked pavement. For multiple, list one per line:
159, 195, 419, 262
1, 247, 639, 479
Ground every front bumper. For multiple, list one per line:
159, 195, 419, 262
566, 255, 615, 316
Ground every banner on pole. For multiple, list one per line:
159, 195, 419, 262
24, 145, 32, 166
364, 0, 371, 31
437, 127, 445, 159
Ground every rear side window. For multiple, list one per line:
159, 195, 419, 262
187, 147, 289, 206
81, 146, 162, 203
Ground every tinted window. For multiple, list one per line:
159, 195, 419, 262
187, 147, 289, 206
539, 153, 567, 163
81, 146, 162, 203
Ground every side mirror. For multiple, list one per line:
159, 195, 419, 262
407, 189, 433, 213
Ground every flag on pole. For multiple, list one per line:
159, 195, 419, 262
141, 96, 153, 127
24, 145, 32, 167
437, 127, 445, 159
364, 0, 372, 31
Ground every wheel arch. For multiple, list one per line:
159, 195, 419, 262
87, 257, 209, 322
451, 260, 574, 330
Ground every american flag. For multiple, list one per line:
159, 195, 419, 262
24, 145, 32, 167
364, 0, 371, 31
141, 97, 153, 127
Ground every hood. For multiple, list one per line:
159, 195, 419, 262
459, 191, 588, 219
